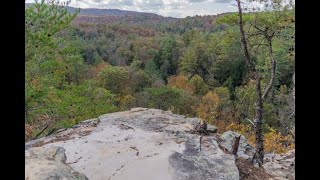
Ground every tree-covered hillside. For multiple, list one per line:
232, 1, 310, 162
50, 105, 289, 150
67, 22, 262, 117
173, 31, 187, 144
25, 0, 295, 154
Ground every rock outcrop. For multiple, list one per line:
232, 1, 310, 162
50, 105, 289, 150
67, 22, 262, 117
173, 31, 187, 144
25, 108, 294, 180
219, 131, 256, 161
263, 150, 295, 180
25, 146, 88, 180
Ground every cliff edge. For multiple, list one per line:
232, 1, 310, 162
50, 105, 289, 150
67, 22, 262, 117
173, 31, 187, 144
25, 108, 294, 180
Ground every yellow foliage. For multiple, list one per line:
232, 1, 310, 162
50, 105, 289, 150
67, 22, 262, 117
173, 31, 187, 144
197, 91, 220, 124
117, 94, 136, 110
225, 122, 295, 153
213, 120, 230, 133
167, 74, 195, 93
264, 131, 295, 153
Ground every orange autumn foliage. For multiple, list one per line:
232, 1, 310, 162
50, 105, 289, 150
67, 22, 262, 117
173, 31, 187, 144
167, 74, 195, 93
90, 62, 109, 79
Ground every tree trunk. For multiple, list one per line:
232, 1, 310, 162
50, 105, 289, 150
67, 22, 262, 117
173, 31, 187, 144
254, 76, 264, 166
236, 0, 265, 166
236, 0, 252, 67
290, 73, 295, 140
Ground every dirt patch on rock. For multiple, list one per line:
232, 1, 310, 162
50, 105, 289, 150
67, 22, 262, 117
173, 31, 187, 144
236, 157, 273, 180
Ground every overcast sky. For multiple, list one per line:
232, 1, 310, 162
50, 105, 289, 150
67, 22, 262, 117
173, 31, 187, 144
26, 0, 240, 18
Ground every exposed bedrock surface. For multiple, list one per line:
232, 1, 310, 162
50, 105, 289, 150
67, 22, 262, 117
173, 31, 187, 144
25, 108, 294, 180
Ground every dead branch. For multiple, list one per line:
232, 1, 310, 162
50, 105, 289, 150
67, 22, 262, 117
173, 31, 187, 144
33, 124, 50, 140
232, 135, 242, 156
249, 22, 265, 32
46, 128, 57, 137
245, 118, 254, 126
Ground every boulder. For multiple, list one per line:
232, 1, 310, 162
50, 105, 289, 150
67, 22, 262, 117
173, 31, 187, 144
219, 131, 256, 161
207, 124, 218, 133
25, 146, 88, 180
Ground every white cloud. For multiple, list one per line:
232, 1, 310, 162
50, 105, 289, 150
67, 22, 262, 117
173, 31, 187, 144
26, 0, 238, 18
187, 0, 207, 2
213, 0, 233, 3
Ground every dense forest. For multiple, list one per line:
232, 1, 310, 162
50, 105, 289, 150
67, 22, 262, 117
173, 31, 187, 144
25, 0, 295, 155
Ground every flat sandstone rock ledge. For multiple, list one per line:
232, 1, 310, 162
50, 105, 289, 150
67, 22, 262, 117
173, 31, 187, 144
25, 108, 240, 180
25, 108, 217, 150
25, 108, 294, 180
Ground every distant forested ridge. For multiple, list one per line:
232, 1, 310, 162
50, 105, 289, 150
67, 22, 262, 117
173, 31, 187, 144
25, 0, 294, 154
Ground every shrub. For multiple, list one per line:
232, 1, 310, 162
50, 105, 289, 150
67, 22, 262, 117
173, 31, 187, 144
225, 122, 295, 153
197, 91, 220, 124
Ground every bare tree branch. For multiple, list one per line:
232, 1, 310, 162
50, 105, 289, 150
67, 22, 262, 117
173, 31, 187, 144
249, 22, 265, 32
262, 37, 276, 101
245, 118, 255, 126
